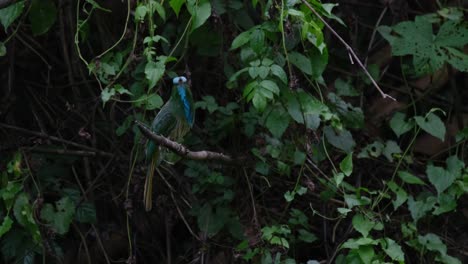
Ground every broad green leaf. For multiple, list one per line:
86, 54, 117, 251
101, 87, 116, 104
418, 233, 446, 255
289, 52, 312, 75
265, 106, 290, 138
169, 0, 185, 17
427, 165, 455, 195
145, 60, 165, 90
382, 140, 402, 162
339, 152, 353, 176
29, 0, 57, 35
398, 171, 426, 185
293, 150, 306, 165
380, 238, 404, 262
324, 126, 355, 153
446, 155, 464, 179
0, 216, 13, 238
135, 4, 148, 22
152, 2, 166, 21
231, 31, 251, 50
270, 64, 287, 84
407, 195, 436, 223
387, 181, 408, 210
341, 237, 378, 249
298, 229, 317, 243
378, 17, 468, 74
352, 214, 374, 238
390, 112, 413, 137
250, 29, 265, 54
433, 193, 456, 215
414, 113, 446, 141
0, 0, 25, 30
333, 172, 345, 186
335, 78, 359, 97
145, 94, 163, 110
260, 80, 279, 95
309, 47, 328, 78
187, 0, 211, 32
357, 245, 374, 264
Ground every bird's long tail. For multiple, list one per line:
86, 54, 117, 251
144, 150, 159, 211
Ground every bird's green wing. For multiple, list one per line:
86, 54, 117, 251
145, 104, 177, 160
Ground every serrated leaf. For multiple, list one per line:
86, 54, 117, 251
380, 238, 404, 262
398, 171, 425, 185
352, 214, 374, 238
414, 113, 446, 141
390, 112, 413, 137
29, 0, 57, 35
427, 165, 455, 195
0, 0, 25, 30
145, 60, 165, 90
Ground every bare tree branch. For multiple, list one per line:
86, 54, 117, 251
300, 0, 396, 101
135, 121, 246, 165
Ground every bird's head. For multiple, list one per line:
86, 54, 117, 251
172, 76, 187, 85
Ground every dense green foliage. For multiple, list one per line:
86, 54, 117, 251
1, 0, 467, 263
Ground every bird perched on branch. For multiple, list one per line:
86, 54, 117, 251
144, 76, 195, 211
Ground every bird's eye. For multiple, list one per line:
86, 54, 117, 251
180, 76, 187, 83
172, 77, 180, 84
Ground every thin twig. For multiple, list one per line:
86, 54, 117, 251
0, 123, 114, 157
300, 0, 396, 101
135, 121, 246, 164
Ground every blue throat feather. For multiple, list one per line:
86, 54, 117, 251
177, 85, 193, 126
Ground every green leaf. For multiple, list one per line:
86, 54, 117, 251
135, 4, 148, 22
152, 2, 166, 21
433, 193, 456, 215
414, 112, 446, 141
250, 29, 265, 54
382, 140, 402, 162
380, 238, 404, 262
427, 165, 455, 195
387, 181, 408, 210
101, 87, 116, 104
352, 214, 374, 238
293, 150, 306, 165
309, 47, 328, 78
339, 152, 353, 176
335, 78, 359, 97
145, 60, 165, 90
260, 80, 279, 95
230, 31, 251, 50
187, 0, 211, 32
390, 112, 413, 137
357, 245, 374, 264
265, 106, 290, 138
324, 126, 355, 153
398, 171, 426, 185
0, 216, 13, 238
169, 0, 185, 17
446, 155, 465, 179
40, 197, 76, 235
145, 94, 163, 110
289, 52, 312, 75
29, 0, 57, 35
75, 202, 97, 223
0, 0, 25, 30
270, 64, 287, 84
298, 229, 317, 243
407, 195, 436, 223
342, 237, 378, 249
378, 17, 468, 74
